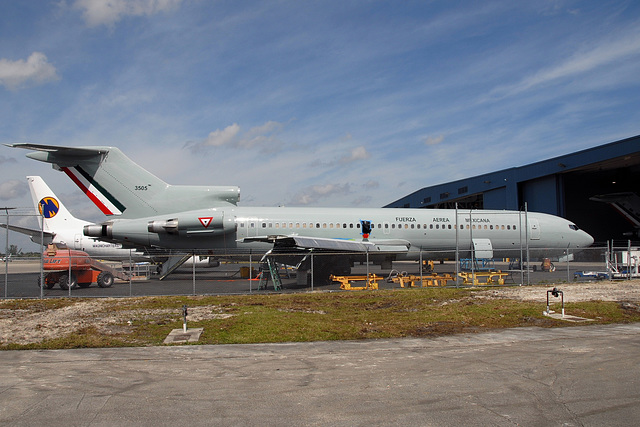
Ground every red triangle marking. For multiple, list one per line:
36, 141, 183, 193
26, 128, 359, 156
199, 217, 213, 228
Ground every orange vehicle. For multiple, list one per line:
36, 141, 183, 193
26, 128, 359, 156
40, 244, 127, 290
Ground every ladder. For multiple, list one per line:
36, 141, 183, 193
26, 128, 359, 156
258, 256, 283, 291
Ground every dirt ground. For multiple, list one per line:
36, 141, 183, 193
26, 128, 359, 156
1, 280, 639, 346
475, 279, 640, 303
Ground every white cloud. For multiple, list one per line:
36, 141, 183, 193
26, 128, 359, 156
238, 121, 285, 149
291, 183, 352, 205
490, 27, 640, 99
184, 121, 286, 153
0, 156, 17, 165
424, 135, 444, 146
0, 52, 59, 90
340, 146, 370, 164
205, 123, 241, 147
0, 180, 28, 200
74, 0, 183, 27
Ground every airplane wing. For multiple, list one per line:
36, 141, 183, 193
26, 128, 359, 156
240, 235, 410, 253
0, 223, 55, 242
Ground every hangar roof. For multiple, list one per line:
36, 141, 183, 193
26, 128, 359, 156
385, 134, 640, 210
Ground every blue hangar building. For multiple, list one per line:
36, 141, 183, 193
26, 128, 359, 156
384, 134, 640, 244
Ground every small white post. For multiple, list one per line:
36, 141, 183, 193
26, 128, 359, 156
182, 305, 188, 333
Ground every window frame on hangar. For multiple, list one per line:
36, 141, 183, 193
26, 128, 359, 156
384, 134, 640, 243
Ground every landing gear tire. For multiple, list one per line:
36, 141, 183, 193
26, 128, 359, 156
97, 271, 114, 288
59, 274, 78, 290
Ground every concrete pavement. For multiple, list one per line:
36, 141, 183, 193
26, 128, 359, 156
1, 323, 639, 426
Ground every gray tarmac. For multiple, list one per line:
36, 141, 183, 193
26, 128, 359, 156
1, 259, 606, 298
1, 323, 639, 426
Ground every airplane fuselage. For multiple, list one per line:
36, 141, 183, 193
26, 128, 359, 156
89, 206, 594, 260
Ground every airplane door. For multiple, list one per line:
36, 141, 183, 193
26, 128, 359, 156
74, 234, 83, 250
529, 218, 540, 240
247, 220, 257, 237
383, 221, 390, 235
473, 238, 493, 259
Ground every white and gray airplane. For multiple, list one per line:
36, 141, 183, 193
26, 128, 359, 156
0, 176, 151, 260
8, 143, 594, 282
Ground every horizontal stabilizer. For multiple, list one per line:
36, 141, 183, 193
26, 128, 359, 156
0, 223, 55, 245
6, 143, 109, 158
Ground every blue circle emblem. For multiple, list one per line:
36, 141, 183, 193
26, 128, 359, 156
39, 197, 60, 219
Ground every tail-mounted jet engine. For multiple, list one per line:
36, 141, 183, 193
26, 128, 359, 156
83, 209, 236, 248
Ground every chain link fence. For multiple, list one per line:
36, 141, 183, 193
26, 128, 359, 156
4, 206, 639, 298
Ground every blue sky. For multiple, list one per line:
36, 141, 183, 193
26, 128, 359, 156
2, 0, 640, 250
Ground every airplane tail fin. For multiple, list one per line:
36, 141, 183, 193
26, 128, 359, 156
11, 144, 240, 219
27, 176, 88, 233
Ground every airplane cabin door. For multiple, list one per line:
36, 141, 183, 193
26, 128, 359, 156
74, 234, 82, 250
247, 220, 257, 237
473, 238, 493, 259
529, 218, 540, 240
383, 221, 390, 235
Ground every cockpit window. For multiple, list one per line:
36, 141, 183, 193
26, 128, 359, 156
569, 224, 579, 231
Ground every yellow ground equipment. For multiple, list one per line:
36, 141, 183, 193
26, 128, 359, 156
457, 271, 509, 285
421, 260, 435, 273
330, 274, 383, 290
391, 273, 455, 287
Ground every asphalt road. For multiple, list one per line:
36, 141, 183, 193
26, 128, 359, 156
1, 323, 638, 426
1, 259, 606, 298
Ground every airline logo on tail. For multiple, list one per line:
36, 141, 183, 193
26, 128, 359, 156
38, 197, 59, 218
61, 166, 126, 216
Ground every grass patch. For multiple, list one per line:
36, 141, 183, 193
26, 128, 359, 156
2, 289, 639, 350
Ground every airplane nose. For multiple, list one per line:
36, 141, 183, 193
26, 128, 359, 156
581, 231, 594, 247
